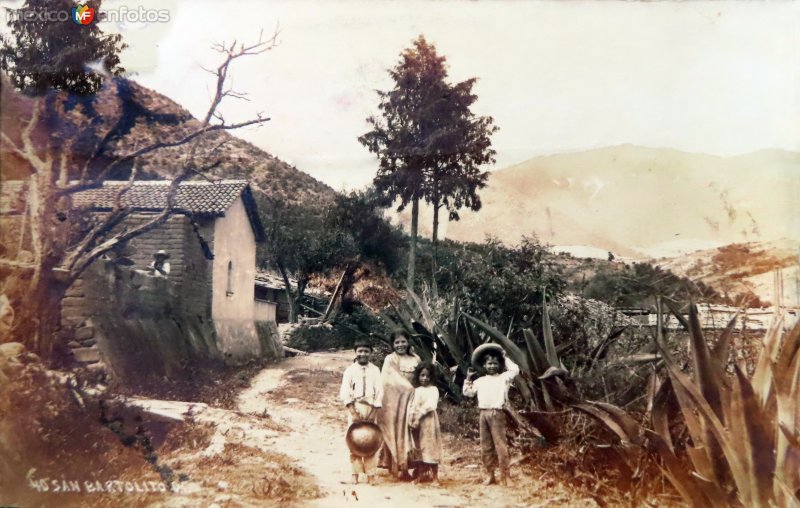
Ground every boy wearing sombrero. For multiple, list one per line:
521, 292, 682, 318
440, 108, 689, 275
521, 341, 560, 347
463, 343, 520, 486
339, 339, 383, 484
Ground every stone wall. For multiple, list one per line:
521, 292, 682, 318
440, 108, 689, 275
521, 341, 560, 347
83, 261, 220, 381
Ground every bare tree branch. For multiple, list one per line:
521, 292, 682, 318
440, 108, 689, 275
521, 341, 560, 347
63, 160, 139, 272
55, 114, 268, 197
68, 169, 192, 278
0, 131, 25, 159
202, 26, 280, 125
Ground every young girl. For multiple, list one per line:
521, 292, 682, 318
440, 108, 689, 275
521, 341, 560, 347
408, 362, 442, 484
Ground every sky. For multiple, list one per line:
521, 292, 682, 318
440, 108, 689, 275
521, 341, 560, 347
4, 0, 799, 190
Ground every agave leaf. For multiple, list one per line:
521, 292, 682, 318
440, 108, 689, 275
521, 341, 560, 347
711, 315, 738, 378
450, 296, 460, 331
752, 313, 785, 406
772, 321, 800, 396
774, 476, 800, 508
685, 446, 718, 491
540, 382, 554, 411
586, 327, 628, 371
655, 336, 744, 496
645, 370, 660, 416
541, 290, 561, 369
407, 288, 435, 330
663, 298, 691, 331
388, 302, 415, 334
513, 376, 534, 407
687, 304, 725, 420
572, 403, 634, 444
685, 305, 731, 489
651, 377, 675, 453
726, 364, 760, 506
778, 423, 800, 449
587, 401, 643, 445
664, 355, 757, 507
408, 288, 468, 373
462, 317, 477, 356
523, 328, 548, 377
772, 322, 800, 500
462, 313, 531, 373
734, 364, 776, 507
646, 429, 717, 508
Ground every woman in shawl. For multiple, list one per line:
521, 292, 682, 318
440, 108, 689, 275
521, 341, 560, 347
378, 329, 421, 480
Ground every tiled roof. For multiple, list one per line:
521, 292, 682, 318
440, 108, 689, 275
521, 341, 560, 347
72, 180, 249, 215
255, 271, 290, 289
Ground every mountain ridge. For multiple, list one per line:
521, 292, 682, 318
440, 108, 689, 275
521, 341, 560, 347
437, 145, 799, 256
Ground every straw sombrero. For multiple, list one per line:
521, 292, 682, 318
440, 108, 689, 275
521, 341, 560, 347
346, 421, 383, 457
471, 343, 505, 366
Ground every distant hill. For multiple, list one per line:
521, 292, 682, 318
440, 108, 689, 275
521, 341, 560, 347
654, 238, 800, 307
437, 145, 799, 257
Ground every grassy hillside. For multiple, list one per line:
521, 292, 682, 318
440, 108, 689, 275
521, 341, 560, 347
654, 238, 799, 307
0, 76, 336, 205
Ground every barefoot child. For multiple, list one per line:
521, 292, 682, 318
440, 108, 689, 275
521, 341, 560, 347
340, 339, 384, 484
462, 344, 520, 486
408, 362, 442, 484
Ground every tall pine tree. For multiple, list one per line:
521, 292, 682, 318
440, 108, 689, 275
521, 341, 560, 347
359, 35, 496, 291
0, 0, 126, 95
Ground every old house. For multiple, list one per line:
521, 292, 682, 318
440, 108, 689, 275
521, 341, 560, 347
56, 179, 282, 378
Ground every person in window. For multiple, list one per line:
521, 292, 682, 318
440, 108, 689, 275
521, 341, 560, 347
148, 250, 171, 277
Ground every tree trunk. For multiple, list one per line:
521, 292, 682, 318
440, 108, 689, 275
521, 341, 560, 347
11, 271, 69, 365
407, 195, 419, 291
293, 278, 308, 323
431, 202, 440, 299
278, 264, 298, 323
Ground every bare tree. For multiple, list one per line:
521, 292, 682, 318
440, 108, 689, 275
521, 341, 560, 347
0, 30, 278, 360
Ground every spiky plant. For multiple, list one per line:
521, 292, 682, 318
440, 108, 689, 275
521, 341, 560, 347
581, 303, 800, 507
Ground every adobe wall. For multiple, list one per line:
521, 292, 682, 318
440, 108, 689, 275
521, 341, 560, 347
61, 214, 214, 328
209, 198, 268, 361
60, 212, 281, 380
211, 198, 256, 321
81, 260, 220, 382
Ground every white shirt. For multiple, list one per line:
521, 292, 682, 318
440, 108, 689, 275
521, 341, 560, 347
148, 260, 171, 277
340, 362, 383, 408
462, 357, 520, 409
409, 385, 440, 426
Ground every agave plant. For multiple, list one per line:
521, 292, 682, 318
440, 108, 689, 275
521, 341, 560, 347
377, 287, 473, 398
579, 301, 800, 507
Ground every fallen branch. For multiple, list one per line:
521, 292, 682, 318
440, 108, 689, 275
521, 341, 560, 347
283, 346, 309, 357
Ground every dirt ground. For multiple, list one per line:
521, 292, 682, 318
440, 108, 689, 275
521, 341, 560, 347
3, 352, 615, 507
228, 351, 600, 508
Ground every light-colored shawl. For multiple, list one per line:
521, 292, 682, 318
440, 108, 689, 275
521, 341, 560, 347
377, 352, 420, 475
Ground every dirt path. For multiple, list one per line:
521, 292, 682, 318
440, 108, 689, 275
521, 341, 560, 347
145, 352, 596, 507
234, 352, 596, 508
238, 352, 468, 508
